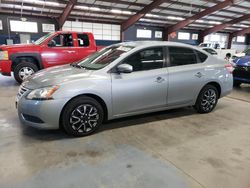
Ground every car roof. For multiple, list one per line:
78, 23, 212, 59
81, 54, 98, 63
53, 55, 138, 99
114, 41, 198, 49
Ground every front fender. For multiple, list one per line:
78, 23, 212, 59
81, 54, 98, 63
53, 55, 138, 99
10, 53, 44, 69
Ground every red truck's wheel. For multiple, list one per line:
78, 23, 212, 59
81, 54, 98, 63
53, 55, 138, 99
14, 62, 38, 84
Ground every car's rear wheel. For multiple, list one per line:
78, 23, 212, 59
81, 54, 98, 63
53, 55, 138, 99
194, 85, 218, 113
233, 80, 241, 87
14, 62, 38, 84
61, 96, 104, 137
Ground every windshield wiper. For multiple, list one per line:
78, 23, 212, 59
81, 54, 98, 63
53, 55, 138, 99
70, 63, 90, 69
70, 63, 83, 69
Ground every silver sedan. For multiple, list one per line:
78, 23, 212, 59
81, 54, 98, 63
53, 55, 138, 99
16, 41, 233, 136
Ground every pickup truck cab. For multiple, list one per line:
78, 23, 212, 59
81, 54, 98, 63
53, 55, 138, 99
0, 31, 99, 83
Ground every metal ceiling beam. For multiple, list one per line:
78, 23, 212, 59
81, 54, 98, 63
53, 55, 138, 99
58, 0, 77, 29
231, 27, 250, 37
121, 0, 167, 31
228, 27, 250, 48
2, 0, 247, 26
165, 0, 236, 38
200, 14, 250, 39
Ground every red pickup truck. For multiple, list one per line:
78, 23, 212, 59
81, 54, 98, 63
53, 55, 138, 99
0, 31, 101, 83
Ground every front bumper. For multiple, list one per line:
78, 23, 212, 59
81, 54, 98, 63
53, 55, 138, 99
233, 65, 250, 83
17, 96, 69, 129
0, 60, 12, 76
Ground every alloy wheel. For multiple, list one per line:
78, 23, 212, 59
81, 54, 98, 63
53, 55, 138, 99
201, 89, 217, 112
69, 104, 100, 133
18, 67, 35, 80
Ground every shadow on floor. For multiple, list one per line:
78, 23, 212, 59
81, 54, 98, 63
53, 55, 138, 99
20, 105, 223, 141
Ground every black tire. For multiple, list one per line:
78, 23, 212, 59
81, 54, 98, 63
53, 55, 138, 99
61, 96, 104, 137
233, 80, 241, 87
14, 62, 38, 84
194, 85, 218, 114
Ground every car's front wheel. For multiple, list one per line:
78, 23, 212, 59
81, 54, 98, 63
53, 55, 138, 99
14, 62, 38, 84
194, 85, 218, 113
61, 96, 104, 137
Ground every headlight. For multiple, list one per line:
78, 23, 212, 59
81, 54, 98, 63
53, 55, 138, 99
26, 86, 59, 100
0, 51, 9, 60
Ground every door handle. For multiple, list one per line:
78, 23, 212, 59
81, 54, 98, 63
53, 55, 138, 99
195, 72, 204, 78
155, 77, 165, 83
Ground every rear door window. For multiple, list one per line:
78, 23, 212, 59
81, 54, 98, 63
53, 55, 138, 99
168, 47, 197, 67
77, 34, 90, 47
195, 50, 208, 63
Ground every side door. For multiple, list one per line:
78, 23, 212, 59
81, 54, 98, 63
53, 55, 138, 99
41, 33, 78, 67
75, 33, 96, 60
111, 47, 168, 117
167, 47, 206, 106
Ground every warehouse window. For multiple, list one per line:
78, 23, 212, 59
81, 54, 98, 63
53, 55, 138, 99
123, 47, 163, 71
177, 32, 190, 40
236, 36, 245, 43
10, 20, 38, 33
169, 47, 197, 66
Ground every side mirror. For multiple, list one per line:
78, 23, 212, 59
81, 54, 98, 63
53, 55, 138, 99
48, 40, 56, 47
117, 64, 133, 73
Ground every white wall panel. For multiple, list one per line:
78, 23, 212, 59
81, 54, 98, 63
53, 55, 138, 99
93, 29, 102, 35
112, 30, 120, 36
82, 28, 93, 32
82, 22, 93, 29
93, 23, 102, 29
63, 21, 120, 41
103, 30, 112, 35
72, 27, 82, 32
72, 21, 82, 28
94, 34, 103, 40
103, 24, 111, 29
111, 35, 120, 40
64, 21, 72, 27
103, 35, 112, 40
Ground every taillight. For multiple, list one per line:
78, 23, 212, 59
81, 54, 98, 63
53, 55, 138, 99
225, 64, 234, 74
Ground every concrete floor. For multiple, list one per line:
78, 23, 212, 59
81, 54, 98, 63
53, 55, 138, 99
0, 75, 250, 188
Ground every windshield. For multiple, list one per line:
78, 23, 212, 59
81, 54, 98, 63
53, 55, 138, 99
75, 45, 134, 70
34, 32, 54, 45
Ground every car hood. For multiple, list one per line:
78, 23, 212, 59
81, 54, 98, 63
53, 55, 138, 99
234, 56, 250, 66
22, 65, 94, 90
0, 44, 37, 50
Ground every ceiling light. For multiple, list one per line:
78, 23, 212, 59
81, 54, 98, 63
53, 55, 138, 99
89, 7, 100, 11
111, 9, 122, 14
240, 24, 248, 28
45, 1, 59, 6
195, 20, 204, 23
146, 14, 160, 18
23, 0, 60, 6
75, 5, 89, 10
167, 16, 184, 20
208, 21, 221, 25
122, 11, 132, 15
111, 9, 132, 15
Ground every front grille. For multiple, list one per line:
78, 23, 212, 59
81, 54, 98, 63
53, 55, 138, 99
17, 85, 29, 99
